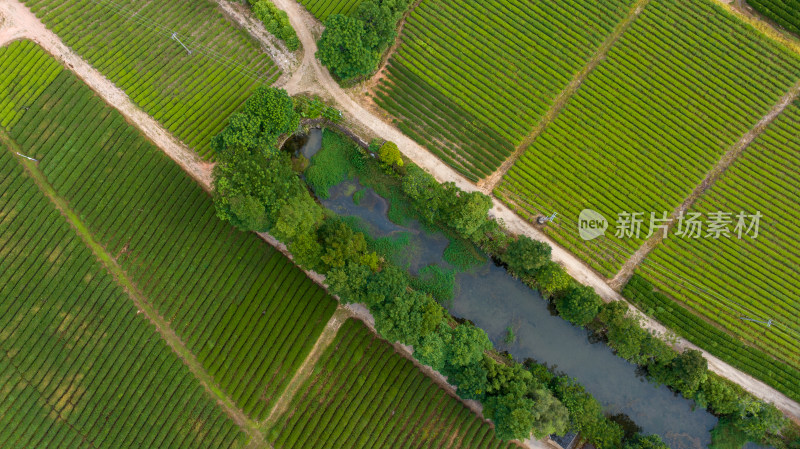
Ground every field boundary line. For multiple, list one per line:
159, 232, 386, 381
0, 133, 270, 449
714, 0, 800, 56
478, 0, 651, 192
360, 0, 425, 93
0, 0, 213, 189
212, 0, 297, 78
260, 306, 348, 430
609, 77, 800, 290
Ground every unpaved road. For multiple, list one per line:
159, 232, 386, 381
0, 0, 214, 189
212, 0, 298, 79
264, 0, 800, 422
5, 0, 800, 426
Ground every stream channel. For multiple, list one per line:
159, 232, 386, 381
290, 129, 719, 449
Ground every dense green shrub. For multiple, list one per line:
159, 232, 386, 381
378, 140, 403, 169
248, 0, 300, 50
554, 285, 602, 327
501, 235, 551, 277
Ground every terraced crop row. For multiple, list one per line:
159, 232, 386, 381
373, 0, 636, 179
623, 275, 800, 402
374, 62, 514, 181
0, 40, 336, 421
748, 0, 800, 35
298, 0, 366, 21
0, 146, 244, 449
499, 0, 800, 276
636, 98, 800, 373
21, 0, 280, 158
268, 319, 517, 449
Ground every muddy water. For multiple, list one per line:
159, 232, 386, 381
317, 171, 718, 448
454, 263, 717, 449
282, 127, 323, 159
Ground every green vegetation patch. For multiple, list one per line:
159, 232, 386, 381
374, 0, 637, 179
298, 0, 367, 21
443, 238, 486, 272
21, 0, 280, 158
747, 0, 800, 35
306, 129, 359, 197
633, 99, 800, 383
267, 318, 517, 449
499, 0, 800, 276
0, 147, 245, 449
623, 275, 800, 402
0, 40, 335, 421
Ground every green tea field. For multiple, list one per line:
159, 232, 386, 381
268, 319, 518, 449
20, 0, 280, 158
627, 98, 800, 397
372, 0, 637, 180
0, 147, 245, 449
497, 0, 800, 276
298, 0, 366, 21
0, 40, 336, 421
748, 0, 800, 35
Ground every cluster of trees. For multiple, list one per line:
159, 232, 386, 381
316, 0, 412, 81
211, 87, 322, 238
211, 88, 795, 447
247, 0, 300, 50
393, 160, 796, 448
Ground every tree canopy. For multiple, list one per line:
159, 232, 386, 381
316, 0, 412, 81
316, 14, 379, 80
555, 285, 602, 327
502, 235, 551, 277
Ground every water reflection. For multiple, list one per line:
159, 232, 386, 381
317, 165, 719, 449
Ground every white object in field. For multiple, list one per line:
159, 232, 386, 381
171, 32, 192, 55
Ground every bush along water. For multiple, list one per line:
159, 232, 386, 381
210, 87, 799, 448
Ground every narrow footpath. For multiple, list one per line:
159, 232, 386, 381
4, 0, 800, 424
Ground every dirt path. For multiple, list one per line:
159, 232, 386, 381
478, 0, 651, 192
610, 79, 800, 290
270, 0, 476, 192
9, 0, 800, 426
0, 0, 214, 190
266, 0, 800, 422
712, 0, 800, 55
212, 0, 298, 80
261, 306, 348, 429
0, 138, 269, 449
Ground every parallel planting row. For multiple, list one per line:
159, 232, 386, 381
21, 0, 279, 158
0, 40, 336, 421
299, 0, 366, 21
499, 0, 800, 276
633, 99, 800, 375
748, 0, 800, 35
374, 0, 636, 179
268, 319, 517, 449
0, 148, 243, 448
